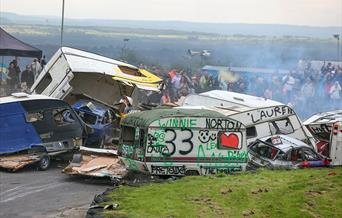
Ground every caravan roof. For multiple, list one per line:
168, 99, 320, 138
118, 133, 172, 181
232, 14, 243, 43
121, 108, 226, 128
304, 110, 342, 126
57, 47, 137, 76
0, 93, 56, 104
182, 90, 284, 112
31, 47, 162, 92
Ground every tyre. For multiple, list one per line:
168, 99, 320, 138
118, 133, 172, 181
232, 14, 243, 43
38, 155, 50, 171
185, 170, 199, 176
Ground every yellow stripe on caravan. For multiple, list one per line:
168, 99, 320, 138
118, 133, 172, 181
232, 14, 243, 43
112, 68, 162, 87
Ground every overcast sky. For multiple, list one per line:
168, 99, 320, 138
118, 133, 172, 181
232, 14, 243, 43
1, 0, 342, 26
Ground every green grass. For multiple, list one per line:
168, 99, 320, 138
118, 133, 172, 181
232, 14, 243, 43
102, 168, 342, 218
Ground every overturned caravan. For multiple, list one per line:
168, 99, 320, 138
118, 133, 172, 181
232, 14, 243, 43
304, 110, 342, 166
0, 93, 85, 171
30, 46, 162, 107
119, 108, 247, 176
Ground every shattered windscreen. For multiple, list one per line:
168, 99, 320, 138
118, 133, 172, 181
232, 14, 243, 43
76, 111, 98, 125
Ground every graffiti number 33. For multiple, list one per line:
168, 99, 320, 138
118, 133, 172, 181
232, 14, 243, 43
163, 128, 194, 156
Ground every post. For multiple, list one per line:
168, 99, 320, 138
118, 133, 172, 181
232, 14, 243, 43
61, 0, 65, 47
333, 34, 340, 62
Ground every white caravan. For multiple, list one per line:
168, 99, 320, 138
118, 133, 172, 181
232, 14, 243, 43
180, 90, 315, 147
30, 47, 162, 106
304, 110, 342, 165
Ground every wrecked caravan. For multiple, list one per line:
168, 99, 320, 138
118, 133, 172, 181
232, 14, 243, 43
0, 93, 85, 171
119, 108, 247, 176
181, 90, 315, 147
30, 47, 162, 107
304, 110, 342, 166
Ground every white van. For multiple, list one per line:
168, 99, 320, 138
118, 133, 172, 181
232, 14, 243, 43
119, 108, 247, 176
304, 110, 342, 166
180, 90, 315, 147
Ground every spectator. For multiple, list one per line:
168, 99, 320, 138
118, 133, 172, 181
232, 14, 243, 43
282, 71, 296, 103
120, 96, 133, 114
21, 65, 35, 88
160, 90, 171, 104
40, 55, 47, 68
329, 81, 341, 108
8, 61, 20, 92
31, 58, 42, 81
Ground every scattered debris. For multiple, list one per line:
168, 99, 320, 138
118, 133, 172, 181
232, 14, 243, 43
63, 147, 127, 182
0, 153, 41, 171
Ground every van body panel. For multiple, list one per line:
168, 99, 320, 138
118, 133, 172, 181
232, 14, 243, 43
0, 96, 85, 155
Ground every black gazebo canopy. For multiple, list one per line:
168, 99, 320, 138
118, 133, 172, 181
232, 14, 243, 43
0, 27, 42, 58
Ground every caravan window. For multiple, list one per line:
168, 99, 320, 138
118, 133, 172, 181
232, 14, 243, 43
121, 126, 135, 146
246, 126, 257, 139
35, 72, 52, 94
269, 118, 294, 135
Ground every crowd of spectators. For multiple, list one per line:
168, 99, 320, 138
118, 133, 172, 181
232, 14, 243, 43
0, 56, 46, 97
153, 61, 341, 119
1, 56, 340, 119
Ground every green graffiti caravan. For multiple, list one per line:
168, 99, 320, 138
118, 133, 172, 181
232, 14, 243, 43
119, 108, 247, 176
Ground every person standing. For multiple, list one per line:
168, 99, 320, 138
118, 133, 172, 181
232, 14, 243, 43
8, 61, 20, 92
329, 81, 341, 109
31, 58, 42, 81
120, 96, 133, 114
21, 65, 35, 88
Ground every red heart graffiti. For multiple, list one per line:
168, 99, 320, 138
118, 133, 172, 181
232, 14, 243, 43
220, 133, 239, 149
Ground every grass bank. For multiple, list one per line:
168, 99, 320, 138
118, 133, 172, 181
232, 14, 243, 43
103, 168, 342, 217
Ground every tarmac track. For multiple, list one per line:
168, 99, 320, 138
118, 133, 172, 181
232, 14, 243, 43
0, 162, 110, 218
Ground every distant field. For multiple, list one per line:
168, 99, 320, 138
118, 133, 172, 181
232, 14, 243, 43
2, 24, 338, 69
3, 24, 334, 42
102, 168, 342, 218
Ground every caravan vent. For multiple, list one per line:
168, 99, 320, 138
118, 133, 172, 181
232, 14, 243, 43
233, 97, 244, 102
11, 92, 29, 98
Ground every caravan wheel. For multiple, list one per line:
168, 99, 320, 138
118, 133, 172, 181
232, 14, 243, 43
38, 155, 50, 171
185, 170, 199, 176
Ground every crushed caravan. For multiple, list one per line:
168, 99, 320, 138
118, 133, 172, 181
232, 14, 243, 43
304, 110, 342, 166
179, 90, 316, 147
0, 93, 85, 171
119, 108, 247, 176
30, 47, 162, 148
30, 47, 162, 108
247, 135, 330, 170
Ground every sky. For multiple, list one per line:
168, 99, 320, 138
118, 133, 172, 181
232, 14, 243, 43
0, 0, 342, 26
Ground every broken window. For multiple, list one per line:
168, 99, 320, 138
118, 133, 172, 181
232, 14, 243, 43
302, 148, 320, 161
35, 72, 52, 94
269, 118, 294, 135
76, 111, 97, 125
25, 111, 44, 123
53, 108, 75, 126
121, 125, 135, 146
250, 142, 279, 160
